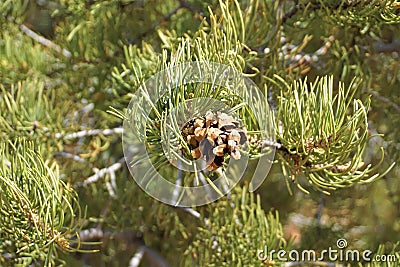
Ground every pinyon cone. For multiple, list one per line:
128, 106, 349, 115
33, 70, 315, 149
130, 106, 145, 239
181, 111, 247, 170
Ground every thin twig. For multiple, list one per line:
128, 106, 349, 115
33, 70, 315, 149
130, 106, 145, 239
282, 1, 299, 24
181, 207, 201, 219
105, 172, 118, 199
127, 0, 204, 45
53, 151, 87, 163
78, 158, 124, 187
55, 127, 123, 140
315, 193, 326, 235
215, 168, 231, 200
139, 245, 170, 267
369, 91, 400, 113
261, 139, 284, 150
128, 247, 145, 267
78, 228, 105, 240
283, 35, 335, 73
76, 229, 170, 267
373, 41, 400, 53
109, 167, 118, 197
171, 161, 183, 205
20, 24, 72, 58
127, 4, 182, 45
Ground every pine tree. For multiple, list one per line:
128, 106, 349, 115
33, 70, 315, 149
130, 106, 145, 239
1, 0, 399, 266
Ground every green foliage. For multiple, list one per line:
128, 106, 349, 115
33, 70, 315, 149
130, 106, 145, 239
183, 185, 290, 266
0, 0, 399, 266
364, 242, 400, 267
0, 80, 75, 141
0, 140, 84, 266
0, 26, 56, 85
273, 76, 394, 193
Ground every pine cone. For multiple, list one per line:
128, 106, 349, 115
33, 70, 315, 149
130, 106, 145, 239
181, 112, 247, 170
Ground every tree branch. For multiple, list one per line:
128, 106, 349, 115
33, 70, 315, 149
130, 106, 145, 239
373, 41, 400, 53
370, 91, 400, 113
53, 151, 87, 163
78, 158, 124, 187
20, 24, 72, 58
282, 1, 299, 24
76, 228, 170, 267
127, 4, 182, 45
55, 127, 123, 140
128, 246, 145, 267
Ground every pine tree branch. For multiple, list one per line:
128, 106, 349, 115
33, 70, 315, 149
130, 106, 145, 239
55, 127, 123, 140
132, 245, 170, 267
315, 193, 326, 235
281, 0, 380, 25
369, 91, 400, 112
373, 41, 400, 53
19, 24, 72, 58
263, 32, 335, 74
127, 3, 182, 45
282, 1, 299, 24
78, 158, 124, 187
272, 76, 395, 193
181, 207, 201, 219
128, 246, 145, 267
171, 163, 183, 204
76, 228, 170, 267
284, 35, 335, 74
105, 168, 118, 199
0, 140, 85, 264
127, 0, 205, 45
261, 139, 284, 150
53, 151, 87, 163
